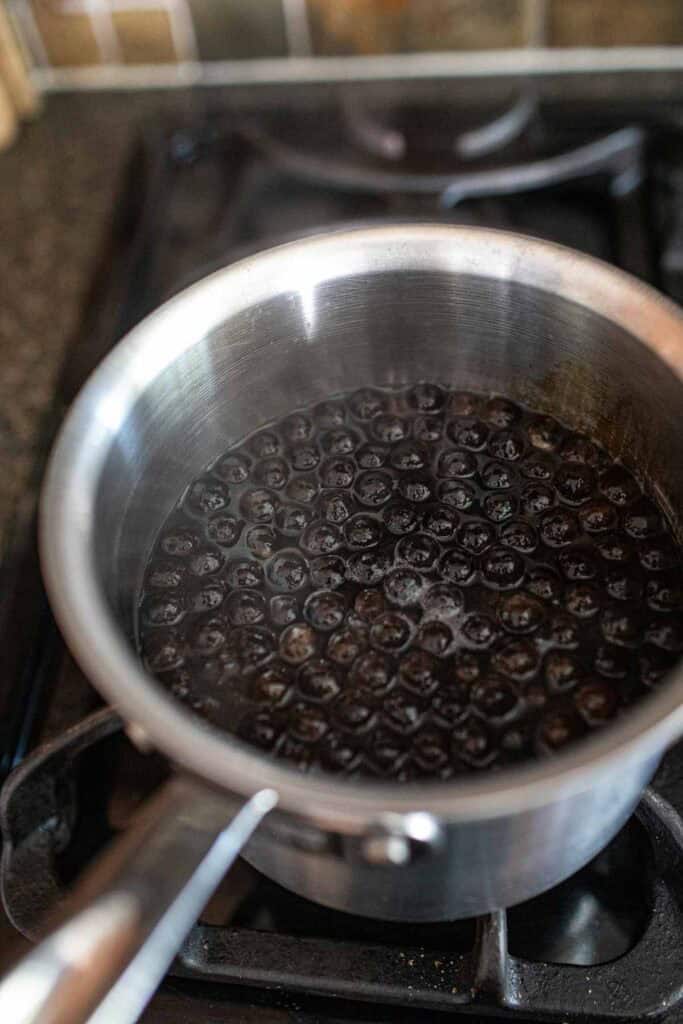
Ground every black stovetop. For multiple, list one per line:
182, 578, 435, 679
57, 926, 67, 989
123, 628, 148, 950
3, 93, 683, 1022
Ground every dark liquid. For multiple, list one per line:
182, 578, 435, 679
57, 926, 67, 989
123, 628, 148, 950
138, 386, 683, 780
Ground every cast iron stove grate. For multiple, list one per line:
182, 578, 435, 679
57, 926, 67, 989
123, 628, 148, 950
2, 710, 683, 1022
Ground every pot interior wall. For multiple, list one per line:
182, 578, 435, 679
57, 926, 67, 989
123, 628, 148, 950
93, 269, 683, 644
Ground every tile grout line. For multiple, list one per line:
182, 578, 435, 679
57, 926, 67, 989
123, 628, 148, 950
282, 0, 312, 58
7, 0, 50, 69
84, 0, 122, 64
167, 0, 199, 64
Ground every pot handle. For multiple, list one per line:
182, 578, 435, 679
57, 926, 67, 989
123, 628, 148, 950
0, 774, 277, 1024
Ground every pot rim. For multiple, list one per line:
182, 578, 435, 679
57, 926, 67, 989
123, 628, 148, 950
40, 224, 683, 828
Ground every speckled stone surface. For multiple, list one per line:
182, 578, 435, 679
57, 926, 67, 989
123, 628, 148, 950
0, 91, 204, 557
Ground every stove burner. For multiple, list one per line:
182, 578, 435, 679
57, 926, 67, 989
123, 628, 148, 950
240, 100, 645, 205
1, 710, 682, 1020
339, 90, 539, 165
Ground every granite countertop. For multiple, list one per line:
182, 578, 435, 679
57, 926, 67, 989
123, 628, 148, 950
0, 90, 205, 557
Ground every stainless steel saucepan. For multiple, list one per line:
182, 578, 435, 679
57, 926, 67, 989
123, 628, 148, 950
2, 225, 683, 1024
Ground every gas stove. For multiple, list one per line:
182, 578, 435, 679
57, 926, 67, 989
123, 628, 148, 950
3, 91, 683, 1022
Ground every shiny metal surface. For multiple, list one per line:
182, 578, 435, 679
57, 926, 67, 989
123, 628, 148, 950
0, 778, 276, 1024
40, 225, 683, 922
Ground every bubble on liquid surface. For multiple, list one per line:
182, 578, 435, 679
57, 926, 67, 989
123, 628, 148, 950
146, 561, 186, 590
527, 415, 564, 451
355, 470, 394, 507
482, 547, 524, 590
321, 428, 360, 456
253, 457, 289, 490
422, 504, 459, 541
624, 501, 662, 540
579, 501, 617, 533
448, 417, 489, 451
462, 612, 498, 648
214, 452, 250, 484
225, 559, 263, 589
422, 582, 464, 619
290, 444, 320, 472
354, 588, 385, 622
207, 514, 243, 547
565, 584, 601, 619
160, 528, 200, 558
298, 659, 340, 702
250, 430, 281, 459
246, 526, 277, 560
392, 441, 430, 472
351, 649, 393, 696
226, 590, 266, 625
250, 664, 292, 707
493, 640, 537, 681
310, 555, 346, 590
384, 567, 424, 607
143, 631, 184, 673
304, 590, 346, 631
398, 649, 439, 696
540, 509, 579, 548
282, 413, 314, 444
189, 584, 224, 613
383, 502, 420, 535
396, 532, 440, 569
142, 595, 185, 627
270, 594, 299, 626
575, 679, 617, 726
398, 474, 434, 504
458, 521, 494, 555
344, 514, 382, 550
276, 505, 313, 538
407, 382, 446, 413
414, 415, 444, 442
499, 593, 544, 634
279, 623, 316, 664
349, 388, 385, 421
346, 549, 392, 585
521, 484, 554, 517
555, 464, 596, 506
371, 612, 412, 652
240, 489, 278, 524
373, 414, 409, 443
417, 620, 453, 656
328, 627, 367, 666
558, 547, 598, 582
186, 479, 230, 517
438, 479, 476, 510
481, 461, 515, 490
601, 467, 640, 506
472, 677, 520, 723
438, 448, 476, 479
544, 651, 581, 692
266, 551, 308, 591
300, 521, 342, 556
439, 548, 475, 585
527, 568, 562, 602
140, 385, 681, 781
357, 444, 388, 469
488, 429, 525, 462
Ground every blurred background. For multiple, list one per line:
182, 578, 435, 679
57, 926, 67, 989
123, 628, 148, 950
2, 0, 683, 146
